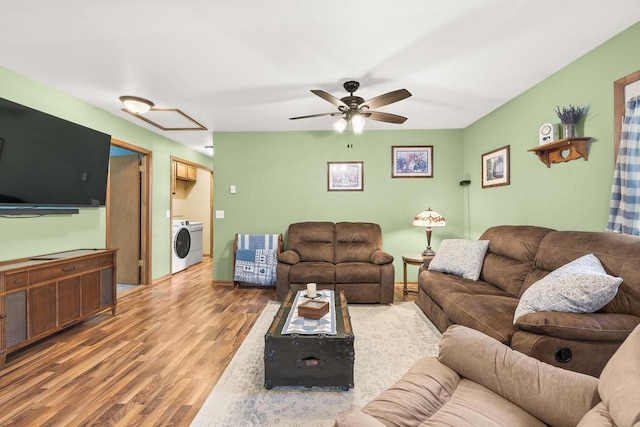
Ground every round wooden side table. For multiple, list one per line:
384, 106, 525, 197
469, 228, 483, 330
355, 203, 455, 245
402, 253, 434, 295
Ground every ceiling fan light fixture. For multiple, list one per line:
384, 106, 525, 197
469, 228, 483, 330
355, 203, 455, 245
333, 117, 348, 133
119, 96, 154, 114
351, 114, 365, 134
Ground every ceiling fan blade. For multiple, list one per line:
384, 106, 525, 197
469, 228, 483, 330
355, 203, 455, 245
289, 112, 342, 120
364, 111, 408, 124
311, 90, 349, 109
360, 89, 412, 110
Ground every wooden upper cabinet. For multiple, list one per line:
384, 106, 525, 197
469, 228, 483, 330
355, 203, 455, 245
175, 162, 197, 182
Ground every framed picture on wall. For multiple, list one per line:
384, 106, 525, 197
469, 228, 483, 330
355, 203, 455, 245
481, 145, 510, 188
327, 162, 364, 191
391, 146, 433, 178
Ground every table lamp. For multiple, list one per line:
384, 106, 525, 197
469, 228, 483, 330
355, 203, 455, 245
413, 207, 446, 256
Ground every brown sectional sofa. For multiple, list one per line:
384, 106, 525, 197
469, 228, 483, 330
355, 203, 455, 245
335, 324, 640, 427
418, 225, 640, 377
276, 222, 394, 303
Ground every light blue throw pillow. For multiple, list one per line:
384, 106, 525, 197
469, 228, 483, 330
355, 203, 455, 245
427, 239, 490, 281
514, 253, 622, 323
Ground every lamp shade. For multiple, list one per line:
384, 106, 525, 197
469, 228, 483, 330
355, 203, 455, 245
351, 114, 365, 134
413, 208, 446, 228
333, 117, 348, 133
120, 96, 154, 114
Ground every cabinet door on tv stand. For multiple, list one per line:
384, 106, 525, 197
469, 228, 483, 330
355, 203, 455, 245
29, 282, 57, 338
101, 267, 116, 314
58, 276, 82, 327
82, 271, 101, 315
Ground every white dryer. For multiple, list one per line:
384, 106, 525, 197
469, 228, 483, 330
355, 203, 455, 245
171, 219, 191, 274
187, 222, 203, 266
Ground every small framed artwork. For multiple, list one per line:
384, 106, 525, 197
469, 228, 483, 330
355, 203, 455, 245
327, 162, 364, 191
391, 146, 433, 178
481, 145, 510, 188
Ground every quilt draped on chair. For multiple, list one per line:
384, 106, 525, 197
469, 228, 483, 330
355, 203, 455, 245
234, 234, 280, 286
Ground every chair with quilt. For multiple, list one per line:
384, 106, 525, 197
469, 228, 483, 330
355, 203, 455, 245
233, 233, 283, 287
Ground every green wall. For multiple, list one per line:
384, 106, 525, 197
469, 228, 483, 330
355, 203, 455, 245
212, 21, 640, 283
0, 66, 211, 280
212, 130, 463, 281
462, 21, 640, 238
2, 20, 639, 284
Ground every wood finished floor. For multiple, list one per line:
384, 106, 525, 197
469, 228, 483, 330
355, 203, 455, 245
0, 258, 419, 426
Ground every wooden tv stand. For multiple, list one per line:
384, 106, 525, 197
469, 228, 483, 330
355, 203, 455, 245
0, 249, 117, 369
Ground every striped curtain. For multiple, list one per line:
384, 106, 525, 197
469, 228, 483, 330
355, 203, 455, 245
608, 96, 640, 235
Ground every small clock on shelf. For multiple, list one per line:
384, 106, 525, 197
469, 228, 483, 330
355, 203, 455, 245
539, 122, 558, 145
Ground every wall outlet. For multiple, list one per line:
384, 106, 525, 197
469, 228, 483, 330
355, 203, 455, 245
230, 185, 236, 194
215, 210, 224, 219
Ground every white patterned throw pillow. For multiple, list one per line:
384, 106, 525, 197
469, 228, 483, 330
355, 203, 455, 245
513, 253, 622, 323
427, 239, 490, 281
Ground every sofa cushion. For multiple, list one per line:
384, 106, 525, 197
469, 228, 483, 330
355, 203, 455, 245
515, 311, 640, 341
335, 262, 381, 283
370, 250, 393, 265
480, 225, 554, 263
335, 222, 382, 263
277, 250, 300, 265
287, 222, 335, 263
577, 402, 616, 427
514, 254, 623, 323
428, 239, 489, 280
597, 324, 640, 426
361, 357, 459, 425
441, 293, 518, 343
424, 379, 547, 427
530, 230, 640, 317
334, 406, 384, 427
439, 325, 599, 427
481, 253, 535, 297
359, 356, 546, 427
288, 262, 335, 284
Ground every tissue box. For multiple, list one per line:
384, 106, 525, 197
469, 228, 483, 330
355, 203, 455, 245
298, 299, 329, 319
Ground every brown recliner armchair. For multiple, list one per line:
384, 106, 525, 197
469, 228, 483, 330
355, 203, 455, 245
276, 222, 394, 303
336, 324, 640, 426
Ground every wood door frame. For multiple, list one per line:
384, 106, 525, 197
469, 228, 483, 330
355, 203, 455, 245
614, 70, 640, 162
107, 138, 152, 285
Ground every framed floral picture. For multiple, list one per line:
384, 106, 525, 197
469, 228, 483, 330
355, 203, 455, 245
391, 146, 433, 178
481, 145, 510, 188
327, 161, 364, 191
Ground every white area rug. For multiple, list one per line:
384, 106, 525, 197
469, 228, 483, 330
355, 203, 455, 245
191, 301, 442, 427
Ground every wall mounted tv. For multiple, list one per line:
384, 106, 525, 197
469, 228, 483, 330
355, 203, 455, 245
0, 97, 112, 209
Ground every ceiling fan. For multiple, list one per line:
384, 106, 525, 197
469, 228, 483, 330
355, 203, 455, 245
289, 81, 412, 134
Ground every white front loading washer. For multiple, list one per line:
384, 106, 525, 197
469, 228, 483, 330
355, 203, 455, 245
171, 219, 191, 274
187, 222, 203, 266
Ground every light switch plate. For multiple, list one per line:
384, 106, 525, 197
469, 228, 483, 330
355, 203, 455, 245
215, 210, 224, 219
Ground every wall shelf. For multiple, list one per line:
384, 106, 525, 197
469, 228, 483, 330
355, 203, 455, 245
528, 137, 591, 168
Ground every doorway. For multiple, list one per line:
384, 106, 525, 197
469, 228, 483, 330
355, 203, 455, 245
107, 139, 152, 288
170, 156, 213, 268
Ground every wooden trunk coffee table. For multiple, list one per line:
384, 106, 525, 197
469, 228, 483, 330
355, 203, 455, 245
264, 290, 354, 390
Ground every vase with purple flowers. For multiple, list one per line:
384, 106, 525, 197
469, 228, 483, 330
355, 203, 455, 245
554, 104, 589, 139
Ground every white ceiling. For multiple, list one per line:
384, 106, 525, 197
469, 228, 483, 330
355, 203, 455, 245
2, 1, 640, 156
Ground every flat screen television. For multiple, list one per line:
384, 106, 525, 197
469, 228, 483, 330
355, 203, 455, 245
0, 97, 111, 208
